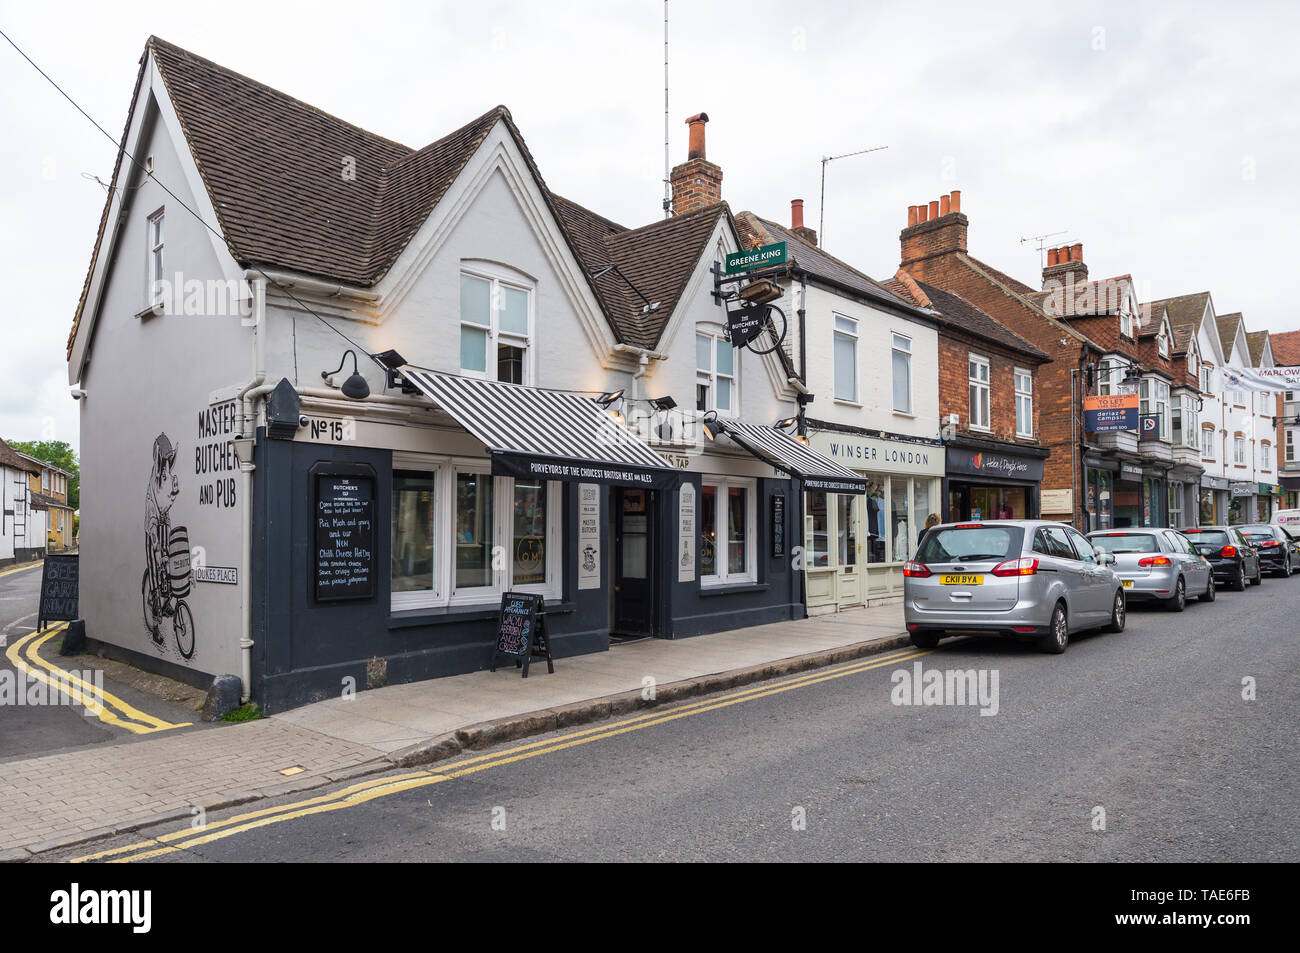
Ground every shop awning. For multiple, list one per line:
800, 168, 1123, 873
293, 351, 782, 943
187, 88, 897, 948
402, 370, 680, 490
715, 421, 868, 493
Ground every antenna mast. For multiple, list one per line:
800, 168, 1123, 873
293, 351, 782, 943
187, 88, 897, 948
819, 145, 887, 250
1019, 230, 1069, 267
663, 1, 671, 219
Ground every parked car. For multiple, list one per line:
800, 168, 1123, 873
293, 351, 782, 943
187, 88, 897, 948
903, 520, 1125, 655
1181, 526, 1262, 590
1087, 528, 1214, 610
1272, 507, 1300, 529
1238, 523, 1300, 577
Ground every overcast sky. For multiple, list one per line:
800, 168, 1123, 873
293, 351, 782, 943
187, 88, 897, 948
2, 0, 1297, 454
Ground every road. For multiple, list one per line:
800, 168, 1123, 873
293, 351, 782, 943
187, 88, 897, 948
0, 560, 199, 761
50, 575, 1299, 863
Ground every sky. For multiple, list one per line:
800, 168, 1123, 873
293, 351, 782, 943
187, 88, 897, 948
2, 0, 1298, 455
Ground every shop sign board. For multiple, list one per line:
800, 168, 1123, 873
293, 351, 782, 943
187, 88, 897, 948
313, 469, 376, 602
809, 431, 945, 477
725, 241, 788, 274
578, 483, 601, 590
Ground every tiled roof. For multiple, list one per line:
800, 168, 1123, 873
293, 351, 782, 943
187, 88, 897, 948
955, 253, 1100, 350
884, 275, 1049, 361
1269, 329, 1300, 366
1216, 312, 1244, 359
1247, 330, 1270, 366
0, 438, 41, 475
737, 213, 921, 315
1144, 292, 1210, 336
1028, 275, 1133, 319
29, 492, 70, 510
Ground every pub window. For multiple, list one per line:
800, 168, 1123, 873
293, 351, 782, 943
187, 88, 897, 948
459, 268, 532, 383
968, 354, 990, 430
833, 315, 858, 402
391, 470, 438, 606
700, 476, 756, 586
696, 331, 736, 414
1014, 368, 1033, 438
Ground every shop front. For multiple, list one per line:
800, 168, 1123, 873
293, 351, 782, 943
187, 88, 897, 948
804, 429, 944, 611
943, 440, 1046, 522
1107, 461, 1166, 528
1228, 481, 1256, 524
1200, 475, 1228, 525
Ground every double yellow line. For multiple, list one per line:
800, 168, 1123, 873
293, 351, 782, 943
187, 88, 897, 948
4, 626, 190, 734
72, 645, 934, 863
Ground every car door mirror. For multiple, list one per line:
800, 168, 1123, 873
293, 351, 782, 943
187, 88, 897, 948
1099, 551, 1116, 566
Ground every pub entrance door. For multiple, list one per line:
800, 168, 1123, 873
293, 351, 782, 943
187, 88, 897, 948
613, 487, 657, 637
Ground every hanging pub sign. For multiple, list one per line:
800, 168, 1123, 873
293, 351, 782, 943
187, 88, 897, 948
726, 303, 768, 348
1084, 394, 1139, 432
1139, 415, 1160, 441
38, 554, 79, 631
725, 241, 789, 275
770, 494, 786, 558
312, 465, 376, 602
490, 591, 554, 678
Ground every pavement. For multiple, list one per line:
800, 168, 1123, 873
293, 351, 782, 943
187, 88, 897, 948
0, 602, 908, 861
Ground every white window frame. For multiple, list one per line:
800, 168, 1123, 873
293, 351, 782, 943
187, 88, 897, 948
1168, 484, 1183, 527
458, 264, 535, 383
390, 453, 561, 611
968, 354, 991, 431
696, 330, 737, 415
833, 314, 859, 403
1260, 442, 1271, 471
1287, 429, 1295, 463
1234, 436, 1246, 466
1156, 380, 1171, 441
700, 475, 757, 587
147, 208, 165, 305
891, 332, 912, 414
1014, 367, 1033, 438
1157, 328, 1170, 358
1201, 427, 1215, 460
1200, 364, 1213, 393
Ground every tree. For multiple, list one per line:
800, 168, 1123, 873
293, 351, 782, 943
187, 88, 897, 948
7, 439, 79, 509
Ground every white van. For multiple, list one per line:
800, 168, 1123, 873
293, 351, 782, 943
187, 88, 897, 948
1273, 508, 1300, 528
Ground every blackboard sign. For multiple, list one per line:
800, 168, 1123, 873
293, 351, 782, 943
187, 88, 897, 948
491, 591, 554, 678
39, 554, 79, 630
314, 472, 376, 602
771, 494, 786, 558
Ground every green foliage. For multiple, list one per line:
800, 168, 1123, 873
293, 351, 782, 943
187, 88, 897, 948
7, 439, 79, 509
221, 702, 263, 722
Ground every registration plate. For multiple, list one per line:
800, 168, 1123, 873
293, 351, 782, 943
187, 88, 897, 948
1122, 580, 1134, 588
940, 574, 983, 585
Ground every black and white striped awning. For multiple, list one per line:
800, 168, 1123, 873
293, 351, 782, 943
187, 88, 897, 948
403, 370, 680, 490
715, 421, 867, 494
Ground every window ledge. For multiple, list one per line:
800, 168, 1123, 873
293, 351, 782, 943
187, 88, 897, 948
388, 600, 576, 630
892, 410, 915, 419
834, 399, 863, 408
698, 581, 768, 597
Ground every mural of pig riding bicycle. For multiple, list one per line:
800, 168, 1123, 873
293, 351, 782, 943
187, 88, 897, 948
142, 433, 197, 660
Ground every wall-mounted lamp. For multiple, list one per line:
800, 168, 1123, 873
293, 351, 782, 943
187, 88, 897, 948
650, 395, 677, 412
774, 415, 799, 430
322, 349, 370, 400
1120, 363, 1143, 388
596, 389, 624, 409
372, 348, 412, 392
700, 410, 720, 441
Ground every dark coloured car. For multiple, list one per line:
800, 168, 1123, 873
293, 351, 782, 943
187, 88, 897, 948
1181, 526, 1262, 591
1239, 523, 1300, 577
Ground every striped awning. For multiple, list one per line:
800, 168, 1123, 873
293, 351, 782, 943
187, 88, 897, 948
403, 370, 680, 489
716, 421, 867, 493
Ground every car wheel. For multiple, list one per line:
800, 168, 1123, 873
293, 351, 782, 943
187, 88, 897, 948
1198, 574, 1216, 603
1282, 559, 1292, 579
1232, 563, 1247, 591
1039, 603, 1069, 653
909, 630, 941, 649
1254, 562, 1264, 585
1103, 590, 1126, 632
1164, 576, 1186, 612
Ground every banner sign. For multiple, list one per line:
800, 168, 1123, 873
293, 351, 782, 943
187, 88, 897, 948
1139, 415, 1160, 441
1084, 394, 1139, 432
1219, 366, 1300, 392
725, 241, 789, 275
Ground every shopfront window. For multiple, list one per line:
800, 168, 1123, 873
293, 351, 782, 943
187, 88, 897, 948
890, 479, 910, 562
865, 480, 887, 563
512, 481, 547, 586
806, 491, 828, 568
1168, 484, 1183, 527
392, 471, 436, 595
1199, 488, 1215, 525
702, 477, 755, 585
913, 480, 935, 542
836, 495, 857, 565
455, 472, 494, 590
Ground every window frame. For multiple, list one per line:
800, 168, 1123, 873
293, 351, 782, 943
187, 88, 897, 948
1234, 436, 1246, 466
833, 314, 859, 403
147, 208, 165, 304
458, 265, 535, 384
891, 332, 912, 414
1014, 367, 1033, 438
1202, 426, 1216, 460
1287, 429, 1295, 463
968, 354, 991, 431
696, 329, 737, 415
700, 475, 757, 587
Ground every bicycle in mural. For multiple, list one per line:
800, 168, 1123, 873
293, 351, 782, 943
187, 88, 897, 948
142, 434, 196, 660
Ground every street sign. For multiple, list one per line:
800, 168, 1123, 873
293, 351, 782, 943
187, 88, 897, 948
1084, 394, 1138, 433
725, 241, 789, 274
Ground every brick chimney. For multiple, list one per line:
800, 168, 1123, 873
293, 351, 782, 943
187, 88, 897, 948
790, 198, 818, 246
1041, 242, 1088, 291
670, 113, 722, 216
899, 190, 966, 281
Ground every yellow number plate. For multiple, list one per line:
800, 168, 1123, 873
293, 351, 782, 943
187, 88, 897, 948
940, 574, 983, 585
1122, 580, 1134, 588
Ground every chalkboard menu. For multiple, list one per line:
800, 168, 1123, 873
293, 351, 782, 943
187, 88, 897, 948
314, 471, 376, 602
491, 591, 554, 678
771, 494, 786, 558
38, 554, 79, 630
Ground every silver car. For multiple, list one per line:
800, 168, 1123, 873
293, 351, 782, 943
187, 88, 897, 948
1086, 528, 1214, 610
904, 520, 1125, 654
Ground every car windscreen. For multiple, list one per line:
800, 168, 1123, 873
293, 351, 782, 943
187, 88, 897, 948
1089, 533, 1158, 554
916, 526, 1024, 563
1184, 530, 1229, 546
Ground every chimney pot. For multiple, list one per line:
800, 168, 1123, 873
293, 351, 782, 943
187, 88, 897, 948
685, 112, 709, 160
929, 200, 940, 220
791, 199, 805, 230
1070, 242, 1083, 263
950, 190, 961, 213
917, 203, 929, 223
939, 195, 950, 216
1047, 248, 1059, 266
907, 205, 918, 227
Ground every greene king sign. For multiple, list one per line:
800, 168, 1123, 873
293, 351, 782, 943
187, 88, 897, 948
725, 241, 789, 274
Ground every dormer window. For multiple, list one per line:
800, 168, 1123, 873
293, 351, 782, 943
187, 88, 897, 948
459, 266, 533, 384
